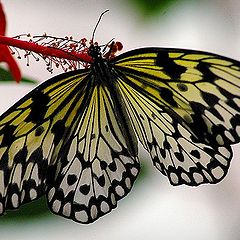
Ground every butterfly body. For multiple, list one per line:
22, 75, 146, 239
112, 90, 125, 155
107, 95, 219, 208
0, 45, 240, 223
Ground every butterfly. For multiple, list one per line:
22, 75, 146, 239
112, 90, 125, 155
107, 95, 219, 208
0, 16, 240, 224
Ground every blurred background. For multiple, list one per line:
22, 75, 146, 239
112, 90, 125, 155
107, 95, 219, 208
0, 0, 240, 239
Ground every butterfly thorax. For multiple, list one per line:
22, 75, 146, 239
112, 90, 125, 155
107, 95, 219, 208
88, 44, 113, 86
88, 44, 102, 60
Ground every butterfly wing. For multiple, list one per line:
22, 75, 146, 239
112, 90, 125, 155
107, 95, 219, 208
47, 80, 139, 223
0, 66, 140, 222
0, 69, 94, 213
111, 48, 240, 186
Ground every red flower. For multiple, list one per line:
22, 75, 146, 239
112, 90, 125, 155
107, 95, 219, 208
0, 2, 21, 82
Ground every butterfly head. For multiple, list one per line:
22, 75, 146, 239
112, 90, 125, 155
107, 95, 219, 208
88, 43, 102, 60
88, 10, 123, 61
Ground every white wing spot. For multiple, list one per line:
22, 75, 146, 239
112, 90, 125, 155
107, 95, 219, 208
0, 202, 3, 214
62, 202, 71, 217
131, 167, 139, 177
125, 177, 131, 189
0, 170, 5, 194
90, 205, 98, 220
21, 190, 25, 203
29, 188, 37, 200
111, 193, 116, 205
52, 199, 61, 213
11, 193, 19, 208
224, 131, 235, 142
236, 126, 240, 136
215, 134, 224, 145
211, 166, 225, 180
181, 173, 191, 183
193, 172, 204, 184
154, 162, 161, 171
75, 210, 88, 223
170, 172, 179, 184
100, 201, 110, 213
48, 187, 55, 202
115, 186, 125, 197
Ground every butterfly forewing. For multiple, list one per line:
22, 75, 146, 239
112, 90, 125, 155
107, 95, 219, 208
113, 48, 240, 144
0, 70, 90, 213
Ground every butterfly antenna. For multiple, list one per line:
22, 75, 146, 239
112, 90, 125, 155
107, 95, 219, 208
102, 38, 115, 52
91, 9, 109, 42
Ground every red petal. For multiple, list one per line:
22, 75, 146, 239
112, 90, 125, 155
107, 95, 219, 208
0, 2, 6, 35
0, 3, 21, 82
4, 48, 21, 82
0, 44, 21, 82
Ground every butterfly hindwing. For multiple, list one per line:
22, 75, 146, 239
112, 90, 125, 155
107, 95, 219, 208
47, 83, 139, 223
112, 48, 240, 185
